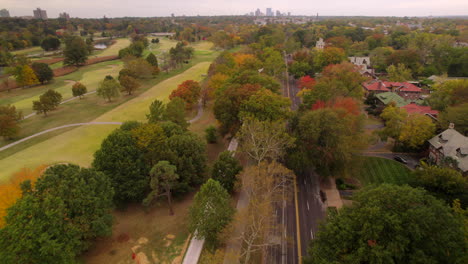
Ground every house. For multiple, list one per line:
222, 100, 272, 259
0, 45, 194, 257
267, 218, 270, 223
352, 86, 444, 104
428, 124, 468, 175
348, 57, 374, 76
362, 80, 422, 100
315, 38, 325, 50
375, 92, 409, 107
401, 102, 439, 120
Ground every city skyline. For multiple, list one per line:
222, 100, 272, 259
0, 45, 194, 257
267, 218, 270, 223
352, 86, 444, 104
1, 0, 467, 18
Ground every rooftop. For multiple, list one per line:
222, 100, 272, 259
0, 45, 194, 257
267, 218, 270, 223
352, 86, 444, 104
375, 92, 408, 107
429, 128, 468, 172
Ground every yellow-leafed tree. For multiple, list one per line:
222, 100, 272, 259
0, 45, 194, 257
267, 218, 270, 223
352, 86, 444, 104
0, 165, 47, 227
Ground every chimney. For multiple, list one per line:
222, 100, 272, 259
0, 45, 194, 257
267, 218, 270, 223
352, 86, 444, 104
449, 123, 455, 129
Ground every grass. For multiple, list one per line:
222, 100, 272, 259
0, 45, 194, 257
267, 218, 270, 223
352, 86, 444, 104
80, 193, 195, 264
92, 38, 131, 57
144, 38, 178, 57
358, 156, 412, 186
0, 60, 123, 115
11, 46, 44, 56
0, 60, 216, 182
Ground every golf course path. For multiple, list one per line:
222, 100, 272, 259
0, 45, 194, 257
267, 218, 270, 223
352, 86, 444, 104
188, 99, 204, 123
0, 122, 122, 152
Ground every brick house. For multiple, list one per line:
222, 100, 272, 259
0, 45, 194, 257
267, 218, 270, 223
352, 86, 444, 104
363, 80, 422, 100
428, 124, 468, 175
401, 102, 439, 120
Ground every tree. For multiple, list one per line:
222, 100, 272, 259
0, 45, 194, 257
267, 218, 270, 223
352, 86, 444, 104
189, 179, 234, 248
146, 53, 158, 67
379, 104, 407, 143
399, 114, 436, 149
297, 108, 364, 176
387, 63, 412, 81
302, 62, 366, 107
211, 151, 242, 193
93, 124, 149, 204
239, 89, 291, 121
143, 161, 179, 215
411, 163, 468, 208
123, 57, 153, 78
262, 47, 285, 78
169, 80, 201, 108
238, 118, 295, 164
119, 75, 140, 95
0, 105, 22, 139
32, 89, 62, 116
298, 75, 316, 91
41, 36, 61, 51
206, 73, 229, 99
164, 97, 189, 129
370, 46, 394, 72
131, 123, 168, 166
313, 47, 346, 72
16, 64, 39, 87
205, 125, 218, 144
72, 82, 87, 99
97, 78, 121, 102
439, 103, 468, 135
305, 184, 466, 263
427, 80, 468, 111
63, 36, 88, 66
0, 164, 114, 263
147, 99, 165, 123
288, 61, 313, 79
31, 62, 53, 84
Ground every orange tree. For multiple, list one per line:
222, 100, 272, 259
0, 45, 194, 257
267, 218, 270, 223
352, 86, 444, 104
169, 80, 201, 108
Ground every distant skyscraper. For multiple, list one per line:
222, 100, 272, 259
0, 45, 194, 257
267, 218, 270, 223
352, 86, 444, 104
288, 12, 291, 17
255, 8, 261, 16
276, 10, 281, 17
33, 8, 47, 19
59, 12, 70, 19
266, 8, 273, 16
0, 9, 10, 18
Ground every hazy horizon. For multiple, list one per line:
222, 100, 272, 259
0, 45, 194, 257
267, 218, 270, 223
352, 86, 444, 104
2, 0, 468, 18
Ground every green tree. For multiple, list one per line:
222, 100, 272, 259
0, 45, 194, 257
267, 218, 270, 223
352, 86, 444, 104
123, 57, 153, 78
189, 179, 234, 248
93, 123, 149, 204
97, 78, 121, 102
63, 36, 89, 66
146, 53, 158, 67
411, 163, 468, 207
439, 103, 468, 135
164, 97, 189, 129
143, 161, 179, 215
16, 64, 39, 87
288, 61, 313, 79
379, 104, 407, 144
399, 114, 436, 149
0, 104, 22, 139
205, 125, 218, 144
32, 89, 62, 116
262, 47, 285, 78
119, 75, 140, 95
387, 63, 412, 81
313, 47, 346, 72
72, 82, 87, 99
31, 62, 53, 84
239, 89, 291, 121
147, 99, 165, 123
211, 151, 242, 193
427, 80, 468, 111
41, 36, 61, 51
305, 184, 466, 264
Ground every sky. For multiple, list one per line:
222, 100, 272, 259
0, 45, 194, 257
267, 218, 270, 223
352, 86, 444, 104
3, 0, 468, 18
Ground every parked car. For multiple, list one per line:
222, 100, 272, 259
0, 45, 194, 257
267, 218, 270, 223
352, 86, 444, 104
394, 156, 408, 164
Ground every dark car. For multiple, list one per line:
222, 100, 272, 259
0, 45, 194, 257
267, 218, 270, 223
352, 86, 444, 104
394, 156, 408, 164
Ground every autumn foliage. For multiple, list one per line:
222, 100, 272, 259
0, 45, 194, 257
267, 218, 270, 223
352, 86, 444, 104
169, 80, 201, 108
0, 165, 47, 227
311, 97, 361, 116
298, 75, 316, 90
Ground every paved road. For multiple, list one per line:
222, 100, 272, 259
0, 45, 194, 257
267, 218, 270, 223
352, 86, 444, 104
0, 122, 123, 152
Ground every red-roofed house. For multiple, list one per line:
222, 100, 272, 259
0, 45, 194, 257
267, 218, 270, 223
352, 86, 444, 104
401, 102, 439, 120
362, 80, 422, 100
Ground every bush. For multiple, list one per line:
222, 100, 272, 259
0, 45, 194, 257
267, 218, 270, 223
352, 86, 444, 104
205, 125, 218, 144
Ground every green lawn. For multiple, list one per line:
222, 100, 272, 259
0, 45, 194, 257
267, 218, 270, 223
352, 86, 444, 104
92, 38, 131, 57
358, 156, 412, 185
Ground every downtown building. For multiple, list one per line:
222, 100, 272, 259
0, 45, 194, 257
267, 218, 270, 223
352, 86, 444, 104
33, 8, 48, 19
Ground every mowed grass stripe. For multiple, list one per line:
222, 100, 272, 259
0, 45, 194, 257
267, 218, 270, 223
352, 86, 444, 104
0, 62, 211, 182
359, 156, 411, 185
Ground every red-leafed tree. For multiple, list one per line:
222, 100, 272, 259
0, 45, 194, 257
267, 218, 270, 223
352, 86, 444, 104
298, 75, 316, 90
311, 97, 360, 117
169, 80, 201, 108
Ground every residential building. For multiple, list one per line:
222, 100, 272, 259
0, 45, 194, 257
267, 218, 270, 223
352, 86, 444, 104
59, 12, 70, 19
375, 92, 409, 107
362, 80, 422, 100
428, 124, 468, 175
0, 9, 10, 18
401, 102, 439, 120
33, 8, 47, 19
315, 38, 325, 50
348, 56, 374, 75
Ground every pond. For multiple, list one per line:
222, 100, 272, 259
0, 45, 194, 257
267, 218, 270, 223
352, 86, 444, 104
94, 43, 107, 50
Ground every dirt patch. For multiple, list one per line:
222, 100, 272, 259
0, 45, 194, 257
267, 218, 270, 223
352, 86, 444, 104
117, 233, 130, 243
34, 57, 64, 65
54, 66, 78, 77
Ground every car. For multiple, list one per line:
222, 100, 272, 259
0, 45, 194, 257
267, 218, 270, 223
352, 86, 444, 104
394, 156, 408, 164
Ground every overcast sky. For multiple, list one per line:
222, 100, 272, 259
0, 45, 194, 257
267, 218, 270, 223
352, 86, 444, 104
3, 0, 468, 18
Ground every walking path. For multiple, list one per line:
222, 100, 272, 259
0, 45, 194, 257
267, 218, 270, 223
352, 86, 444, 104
188, 99, 204, 124
183, 138, 239, 264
